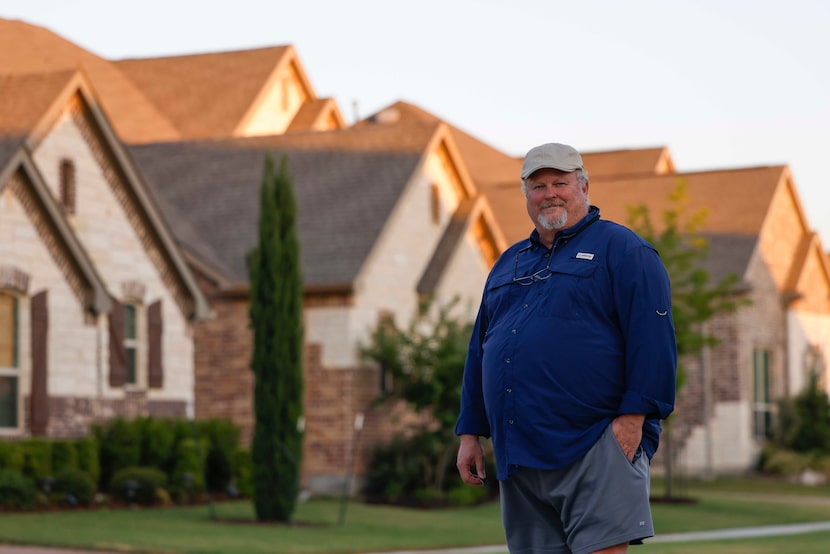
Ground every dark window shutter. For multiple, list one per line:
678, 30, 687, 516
108, 297, 127, 387
30, 291, 49, 436
148, 300, 163, 388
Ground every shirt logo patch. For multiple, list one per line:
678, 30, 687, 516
575, 252, 594, 260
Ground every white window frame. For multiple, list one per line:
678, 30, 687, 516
123, 302, 146, 388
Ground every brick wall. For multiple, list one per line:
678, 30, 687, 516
668, 250, 791, 474
21, 395, 187, 438
192, 277, 432, 493
193, 284, 254, 438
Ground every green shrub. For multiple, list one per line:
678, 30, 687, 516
136, 416, 176, 472
0, 441, 25, 471
0, 468, 36, 510
21, 438, 52, 482
366, 431, 497, 506
109, 466, 167, 506
366, 435, 425, 502
168, 437, 206, 503
447, 484, 488, 506
198, 418, 241, 493
52, 467, 95, 506
92, 417, 244, 503
774, 372, 830, 454
51, 440, 78, 474
760, 447, 810, 477
232, 448, 252, 497
94, 418, 141, 490
812, 454, 830, 479
75, 437, 100, 486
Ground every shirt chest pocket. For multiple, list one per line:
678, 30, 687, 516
538, 260, 598, 319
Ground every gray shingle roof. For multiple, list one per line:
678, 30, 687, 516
130, 141, 423, 288
699, 233, 757, 286
0, 136, 23, 168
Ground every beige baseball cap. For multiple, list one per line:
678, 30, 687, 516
521, 143, 584, 179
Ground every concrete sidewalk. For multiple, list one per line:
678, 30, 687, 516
3, 520, 830, 554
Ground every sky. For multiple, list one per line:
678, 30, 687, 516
4, 0, 830, 243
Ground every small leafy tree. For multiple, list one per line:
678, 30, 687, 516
359, 298, 473, 497
627, 179, 748, 498
777, 370, 830, 455
247, 153, 304, 522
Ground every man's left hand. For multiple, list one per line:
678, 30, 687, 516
612, 413, 645, 462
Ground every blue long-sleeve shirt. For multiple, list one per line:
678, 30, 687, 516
455, 206, 677, 480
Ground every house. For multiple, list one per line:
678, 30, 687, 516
1, 18, 506, 491
0, 18, 345, 144
0, 69, 208, 437
5, 17, 830, 486
588, 166, 830, 474
129, 120, 506, 492
357, 101, 830, 475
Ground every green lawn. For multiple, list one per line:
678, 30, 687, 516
640, 531, 830, 554
0, 477, 829, 553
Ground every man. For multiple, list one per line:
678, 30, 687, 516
455, 143, 677, 554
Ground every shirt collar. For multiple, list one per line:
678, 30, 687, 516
528, 205, 601, 248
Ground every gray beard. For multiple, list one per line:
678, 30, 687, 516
538, 209, 568, 231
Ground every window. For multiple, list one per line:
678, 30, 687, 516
124, 304, 138, 385
109, 294, 152, 389
59, 158, 76, 214
0, 292, 19, 428
753, 349, 773, 439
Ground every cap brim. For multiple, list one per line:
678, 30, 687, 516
521, 163, 583, 180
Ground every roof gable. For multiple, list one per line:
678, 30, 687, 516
286, 98, 346, 132
787, 233, 830, 313
0, 71, 78, 137
359, 101, 521, 189
358, 102, 686, 247
756, 168, 820, 293
581, 146, 676, 177
0, 144, 110, 313
416, 194, 506, 295
0, 18, 180, 143
592, 166, 787, 236
131, 119, 503, 293
0, 67, 208, 319
115, 46, 324, 140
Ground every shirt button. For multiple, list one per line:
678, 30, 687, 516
506, 388, 512, 393
505, 358, 511, 363
512, 329, 518, 334
523, 304, 528, 309
508, 419, 514, 425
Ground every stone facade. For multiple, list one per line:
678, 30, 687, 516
670, 177, 830, 475
1, 82, 203, 440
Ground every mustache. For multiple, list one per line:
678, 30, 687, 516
540, 202, 565, 209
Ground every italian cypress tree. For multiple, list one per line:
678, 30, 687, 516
247, 153, 304, 522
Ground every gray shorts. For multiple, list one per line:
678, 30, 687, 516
499, 423, 654, 554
